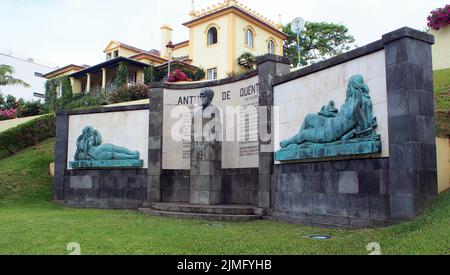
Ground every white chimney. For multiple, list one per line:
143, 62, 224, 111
160, 24, 173, 59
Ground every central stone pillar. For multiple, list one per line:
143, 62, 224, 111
190, 88, 223, 205
190, 140, 222, 205
256, 54, 291, 208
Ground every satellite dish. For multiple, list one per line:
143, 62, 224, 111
291, 17, 305, 34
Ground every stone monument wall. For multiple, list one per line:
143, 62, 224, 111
269, 27, 437, 227
54, 105, 150, 209
149, 72, 263, 205
53, 27, 439, 227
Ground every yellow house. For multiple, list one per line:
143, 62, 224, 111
44, 41, 169, 95
170, 0, 287, 79
44, 0, 287, 93
43, 64, 89, 97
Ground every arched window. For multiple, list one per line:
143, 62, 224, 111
207, 27, 218, 45
245, 29, 254, 48
268, 40, 275, 54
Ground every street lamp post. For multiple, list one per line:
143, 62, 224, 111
291, 17, 305, 68
166, 41, 175, 79
297, 32, 301, 68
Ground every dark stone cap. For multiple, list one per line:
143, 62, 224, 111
148, 70, 258, 90
256, 54, 291, 65
57, 104, 149, 116
382, 27, 435, 45
273, 27, 434, 86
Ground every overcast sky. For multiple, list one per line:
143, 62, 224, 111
0, 0, 447, 67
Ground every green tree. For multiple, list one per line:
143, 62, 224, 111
0, 65, 30, 87
193, 68, 206, 81
60, 76, 73, 101
18, 100, 44, 118
44, 80, 57, 112
115, 62, 128, 88
16, 98, 25, 111
283, 22, 356, 67
237, 52, 257, 71
0, 93, 5, 108
5, 95, 18, 109
143, 66, 156, 84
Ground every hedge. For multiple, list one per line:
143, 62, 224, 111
0, 114, 56, 154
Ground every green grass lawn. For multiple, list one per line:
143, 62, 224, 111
434, 68, 450, 111
0, 139, 449, 255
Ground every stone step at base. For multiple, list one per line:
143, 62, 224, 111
262, 215, 354, 229
138, 208, 262, 222
148, 203, 265, 216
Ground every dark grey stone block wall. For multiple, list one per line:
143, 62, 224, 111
54, 105, 150, 209
256, 54, 291, 208
148, 87, 164, 203
161, 170, 190, 203
223, 169, 259, 205
383, 28, 438, 219
159, 169, 259, 205
64, 169, 148, 209
271, 159, 392, 227
269, 27, 437, 227
53, 114, 69, 201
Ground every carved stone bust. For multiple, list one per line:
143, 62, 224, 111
192, 88, 222, 142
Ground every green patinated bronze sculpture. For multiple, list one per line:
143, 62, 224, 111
70, 126, 143, 169
276, 75, 382, 161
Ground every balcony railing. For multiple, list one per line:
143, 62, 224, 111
80, 81, 145, 96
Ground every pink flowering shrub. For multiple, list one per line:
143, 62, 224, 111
167, 69, 192, 83
0, 108, 17, 121
427, 4, 450, 30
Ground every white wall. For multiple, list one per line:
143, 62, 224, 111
163, 76, 260, 170
273, 50, 390, 160
67, 110, 150, 169
437, 137, 450, 193
0, 53, 55, 101
431, 27, 450, 71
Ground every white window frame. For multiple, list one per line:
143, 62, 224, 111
56, 85, 62, 98
245, 29, 254, 48
207, 27, 218, 46
207, 68, 217, 80
268, 40, 275, 54
128, 72, 137, 84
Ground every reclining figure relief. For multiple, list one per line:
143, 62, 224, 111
74, 126, 140, 161
280, 74, 380, 149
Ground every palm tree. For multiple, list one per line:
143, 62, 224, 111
0, 65, 30, 87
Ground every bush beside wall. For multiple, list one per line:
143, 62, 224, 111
0, 149, 10, 160
0, 114, 56, 154
59, 93, 108, 111
436, 110, 450, 138
107, 84, 149, 104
